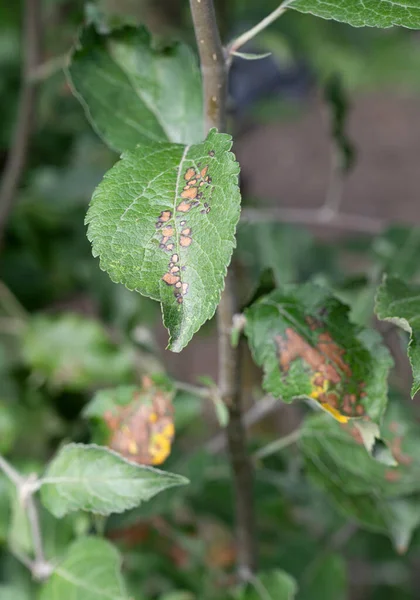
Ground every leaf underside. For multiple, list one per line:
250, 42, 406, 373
86, 128, 241, 352
375, 275, 420, 396
291, 0, 420, 29
67, 25, 203, 152
245, 284, 393, 425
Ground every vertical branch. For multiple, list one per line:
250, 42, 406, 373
189, 0, 257, 576
0, 0, 42, 244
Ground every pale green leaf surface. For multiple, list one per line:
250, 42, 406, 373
291, 0, 420, 29
39, 537, 127, 600
245, 284, 392, 423
375, 275, 420, 396
86, 129, 240, 351
68, 26, 203, 152
300, 408, 420, 549
235, 570, 297, 600
40, 444, 188, 517
22, 313, 134, 391
0, 586, 31, 600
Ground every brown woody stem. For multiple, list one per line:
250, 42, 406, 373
189, 0, 258, 576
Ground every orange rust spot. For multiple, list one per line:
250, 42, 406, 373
171, 254, 179, 263
149, 412, 158, 423
181, 187, 198, 200
184, 167, 196, 181
162, 226, 174, 237
158, 210, 172, 222
200, 165, 209, 178
181, 227, 191, 236
163, 273, 180, 286
166, 243, 174, 251
177, 201, 192, 213
128, 440, 138, 455
170, 266, 180, 274
180, 236, 192, 247
385, 469, 401, 482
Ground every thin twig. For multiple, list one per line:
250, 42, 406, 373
0, 454, 23, 486
189, 0, 258, 575
227, 0, 295, 56
175, 381, 213, 398
0, 0, 42, 245
253, 427, 300, 460
241, 207, 384, 234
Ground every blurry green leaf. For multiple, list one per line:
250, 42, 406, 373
86, 129, 240, 351
0, 586, 31, 600
8, 487, 32, 556
40, 443, 188, 518
68, 26, 203, 152
0, 400, 18, 454
245, 284, 392, 426
291, 0, 420, 29
39, 537, 128, 600
299, 553, 347, 600
372, 226, 420, 280
0, 473, 10, 543
235, 570, 297, 599
22, 313, 135, 392
158, 594, 195, 600
375, 275, 420, 396
299, 407, 420, 549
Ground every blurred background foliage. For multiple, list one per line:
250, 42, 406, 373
2, 0, 420, 598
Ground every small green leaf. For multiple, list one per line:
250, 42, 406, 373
39, 443, 188, 518
244, 284, 392, 425
375, 275, 420, 396
299, 407, 420, 550
86, 128, 241, 351
231, 51, 272, 60
235, 570, 297, 600
68, 26, 203, 152
299, 553, 347, 600
39, 537, 128, 600
22, 313, 135, 391
290, 0, 420, 29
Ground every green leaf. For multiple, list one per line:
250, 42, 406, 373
39, 443, 188, 518
68, 26, 203, 152
244, 284, 393, 424
290, 0, 420, 29
8, 487, 33, 556
235, 570, 297, 600
299, 407, 420, 550
0, 586, 31, 600
299, 553, 347, 600
375, 275, 420, 396
0, 400, 18, 454
39, 537, 128, 600
86, 128, 241, 351
22, 313, 135, 391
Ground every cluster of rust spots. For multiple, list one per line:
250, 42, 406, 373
103, 376, 175, 466
155, 159, 214, 304
276, 315, 367, 421
162, 253, 189, 304
177, 164, 212, 215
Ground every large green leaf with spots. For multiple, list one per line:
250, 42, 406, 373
40, 537, 128, 600
290, 0, 420, 29
67, 26, 203, 152
375, 275, 420, 396
244, 284, 392, 424
299, 404, 420, 551
86, 128, 240, 351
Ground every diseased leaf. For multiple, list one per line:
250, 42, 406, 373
39, 443, 188, 517
245, 284, 393, 425
84, 377, 175, 465
68, 26, 203, 152
300, 404, 420, 550
290, 0, 420, 29
235, 570, 297, 600
375, 275, 420, 396
39, 537, 128, 600
86, 128, 241, 351
22, 313, 135, 391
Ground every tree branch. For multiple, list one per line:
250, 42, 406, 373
189, 0, 258, 576
0, 0, 42, 245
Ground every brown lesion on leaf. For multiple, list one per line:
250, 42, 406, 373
162, 253, 189, 304
103, 376, 175, 466
176, 164, 212, 214
275, 316, 367, 421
